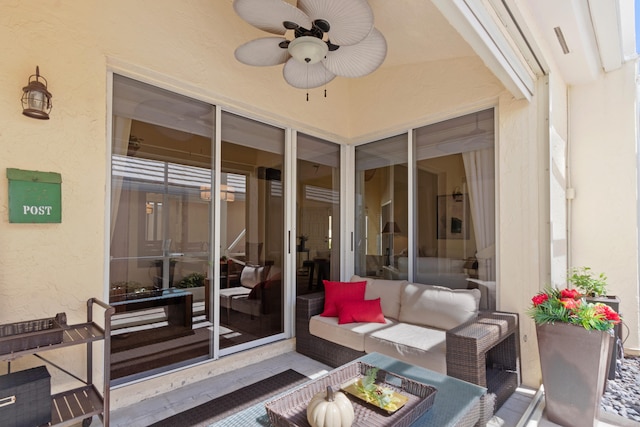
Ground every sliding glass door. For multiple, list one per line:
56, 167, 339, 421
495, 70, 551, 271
110, 75, 214, 382
413, 109, 495, 290
354, 134, 409, 279
353, 111, 495, 311
110, 77, 286, 381
296, 133, 341, 295
219, 112, 285, 351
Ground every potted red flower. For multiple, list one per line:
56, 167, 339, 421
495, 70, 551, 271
528, 286, 621, 427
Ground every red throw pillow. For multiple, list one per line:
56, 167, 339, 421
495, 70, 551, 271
320, 280, 367, 317
337, 298, 386, 325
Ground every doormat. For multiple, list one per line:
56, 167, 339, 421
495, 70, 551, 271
148, 369, 308, 427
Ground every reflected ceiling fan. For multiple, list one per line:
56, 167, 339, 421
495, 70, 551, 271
233, 0, 387, 93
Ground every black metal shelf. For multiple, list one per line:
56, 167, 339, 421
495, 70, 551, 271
50, 385, 103, 427
0, 322, 105, 362
0, 298, 114, 427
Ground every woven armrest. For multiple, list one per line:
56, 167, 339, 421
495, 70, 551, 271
295, 292, 365, 368
446, 311, 520, 416
295, 292, 325, 320
447, 312, 518, 360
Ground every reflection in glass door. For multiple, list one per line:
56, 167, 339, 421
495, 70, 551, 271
296, 133, 341, 295
110, 75, 214, 383
354, 134, 408, 279
219, 112, 285, 352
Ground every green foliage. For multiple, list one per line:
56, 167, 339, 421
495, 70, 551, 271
528, 286, 621, 331
567, 266, 608, 297
356, 368, 394, 409
527, 287, 571, 324
176, 272, 206, 288
110, 281, 146, 292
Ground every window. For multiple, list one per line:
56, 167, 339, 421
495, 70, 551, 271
110, 75, 214, 382
296, 133, 341, 294
354, 134, 408, 278
353, 110, 495, 307
110, 77, 294, 381
413, 109, 495, 287
219, 111, 285, 351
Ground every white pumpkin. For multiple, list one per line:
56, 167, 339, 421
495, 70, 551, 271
307, 386, 355, 427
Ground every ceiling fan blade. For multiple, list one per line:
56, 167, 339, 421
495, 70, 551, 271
298, 0, 373, 46
283, 58, 336, 89
323, 28, 387, 78
235, 37, 290, 66
234, 0, 312, 35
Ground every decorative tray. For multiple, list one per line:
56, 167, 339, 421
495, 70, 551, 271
341, 375, 410, 414
265, 361, 437, 427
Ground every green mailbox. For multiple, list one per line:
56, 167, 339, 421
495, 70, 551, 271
7, 168, 62, 223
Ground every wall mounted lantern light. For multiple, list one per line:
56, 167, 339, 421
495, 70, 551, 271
21, 66, 52, 120
452, 186, 463, 202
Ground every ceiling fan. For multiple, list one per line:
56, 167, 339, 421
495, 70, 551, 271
233, 0, 387, 91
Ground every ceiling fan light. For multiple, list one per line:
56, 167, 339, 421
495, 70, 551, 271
288, 36, 328, 64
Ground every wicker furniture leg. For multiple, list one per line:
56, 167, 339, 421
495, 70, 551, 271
446, 312, 521, 425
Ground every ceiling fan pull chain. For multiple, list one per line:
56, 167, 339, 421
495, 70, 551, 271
306, 63, 309, 102
324, 66, 327, 98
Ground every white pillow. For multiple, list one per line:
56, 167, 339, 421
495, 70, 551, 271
240, 266, 265, 289
399, 282, 480, 330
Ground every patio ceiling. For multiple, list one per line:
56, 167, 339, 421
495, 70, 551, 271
366, 0, 631, 91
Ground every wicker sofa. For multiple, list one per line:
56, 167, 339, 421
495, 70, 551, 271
296, 275, 520, 424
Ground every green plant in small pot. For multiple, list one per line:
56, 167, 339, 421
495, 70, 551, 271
175, 272, 206, 302
567, 266, 608, 297
176, 272, 206, 289
567, 266, 619, 308
567, 266, 621, 383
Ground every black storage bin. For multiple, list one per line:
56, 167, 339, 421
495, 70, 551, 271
0, 313, 67, 355
0, 366, 51, 427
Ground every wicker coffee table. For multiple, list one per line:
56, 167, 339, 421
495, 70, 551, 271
211, 352, 486, 427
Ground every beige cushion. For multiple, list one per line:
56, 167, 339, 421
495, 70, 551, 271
399, 282, 480, 330
219, 287, 251, 308
240, 265, 265, 288
351, 275, 406, 319
309, 314, 395, 352
364, 322, 447, 373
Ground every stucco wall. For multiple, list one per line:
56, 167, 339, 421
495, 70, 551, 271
570, 61, 640, 354
349, 57, 505, 141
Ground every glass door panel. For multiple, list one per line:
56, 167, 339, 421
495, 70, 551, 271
219, 112, 285, 351
110, 75, 214, 383
413, 109, 495, 293
296, 133, 341, 295
354, 134, 408, 279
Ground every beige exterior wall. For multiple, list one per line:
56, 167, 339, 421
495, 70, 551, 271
570, 61, 640, 354
0, 0, 637, 401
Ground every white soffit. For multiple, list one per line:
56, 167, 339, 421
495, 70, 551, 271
522, 0, 626, 85
588, 0, 624, 72
432, 0, 542, 101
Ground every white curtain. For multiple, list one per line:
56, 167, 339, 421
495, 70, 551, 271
111, 115, 132, 243
463, 148, 495, 280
